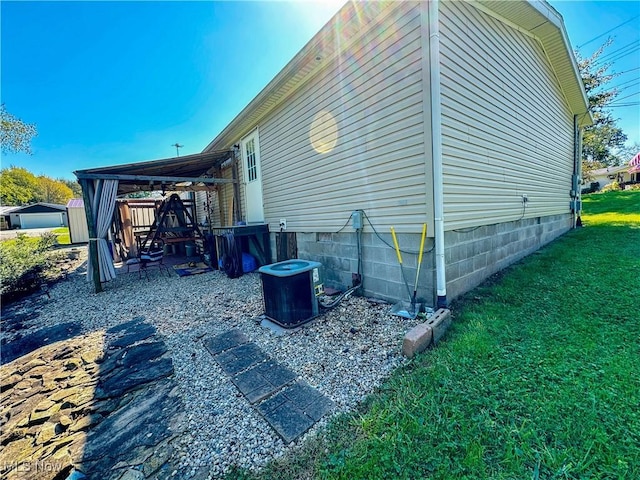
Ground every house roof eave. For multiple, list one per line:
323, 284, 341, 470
477, 0, 592, 127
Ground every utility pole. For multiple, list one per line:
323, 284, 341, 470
171, 143, 183, 156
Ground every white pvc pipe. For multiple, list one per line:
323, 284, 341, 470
429, 0, 447, 308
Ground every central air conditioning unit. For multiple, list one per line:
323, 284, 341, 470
258, 259, 323, 328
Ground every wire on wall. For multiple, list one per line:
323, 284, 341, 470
333, 211, 354, 234
361, 210, 434, 256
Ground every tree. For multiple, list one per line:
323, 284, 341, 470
0, 166, 41, 205
37, 176, 74, 204
1, 167, 76, 205
0, 105, 37, 155
59, 179, 83, 198
615, 142, 640, 164
576, 40, 627, 170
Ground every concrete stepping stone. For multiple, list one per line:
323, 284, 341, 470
204, 330, 335, 443
231, 360, 296, 404
263, 402, 315, 444
257, 380, 335, 442
203, 329, 248, 355
215, 343, 268, 375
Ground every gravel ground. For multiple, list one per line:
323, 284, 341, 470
2, 248, 423, 477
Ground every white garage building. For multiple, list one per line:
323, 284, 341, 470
9, 203, 69, 229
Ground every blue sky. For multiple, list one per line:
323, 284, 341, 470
1, 1, 639, 181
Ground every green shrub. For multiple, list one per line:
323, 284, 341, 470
0, 233, 56, 302
600, 180, 620, 193
39, 231, 58, 249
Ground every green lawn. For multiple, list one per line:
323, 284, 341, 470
235, 191, 640, 480
52, 227, 71, 245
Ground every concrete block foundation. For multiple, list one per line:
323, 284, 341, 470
271, 213, 572, 306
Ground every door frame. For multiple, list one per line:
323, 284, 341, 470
241, 128, 265, 223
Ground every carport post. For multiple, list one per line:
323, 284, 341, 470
79, 178, 102, 293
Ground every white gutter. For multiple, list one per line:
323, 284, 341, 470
429, 0, 447, 308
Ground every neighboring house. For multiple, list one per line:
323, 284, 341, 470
0, 205, 20, 230
587, 165, 632, 190
6, 203, 68, 229
196, 0, 591, 305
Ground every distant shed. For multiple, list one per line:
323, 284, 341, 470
66, 198, 89, 243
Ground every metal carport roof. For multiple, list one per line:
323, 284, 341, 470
74, 150, 236, 196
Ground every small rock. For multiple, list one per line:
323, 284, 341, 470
19, 358, 46, 374
35, 422, 57, 445
14, 378, 33, 390
35, 398, 56, 412
58, 414, 73, 426
30, 409, 52, 425
68, 413, 102, 432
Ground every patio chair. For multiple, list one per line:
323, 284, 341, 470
126, 240, 169, 280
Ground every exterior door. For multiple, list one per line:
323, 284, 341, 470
242, 130, 264, 223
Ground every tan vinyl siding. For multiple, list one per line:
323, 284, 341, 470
258, 2, 430, 234
440, 1, 574, 231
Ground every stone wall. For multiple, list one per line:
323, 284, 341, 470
270, 213, 572, 306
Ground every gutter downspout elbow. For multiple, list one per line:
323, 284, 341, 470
429, 0, 447, 309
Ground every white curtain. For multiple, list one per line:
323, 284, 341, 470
87, 179, 119, 283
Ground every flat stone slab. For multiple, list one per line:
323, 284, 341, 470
82, 379, 182, 477
110, 323, 156, 348
203, 329, 248, 355
96, 357, 174, 399
1, 322, 83, 364
107, 317, 145, 334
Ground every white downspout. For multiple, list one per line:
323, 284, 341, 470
429, 0, 447, 308
576, 117, 584, 226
